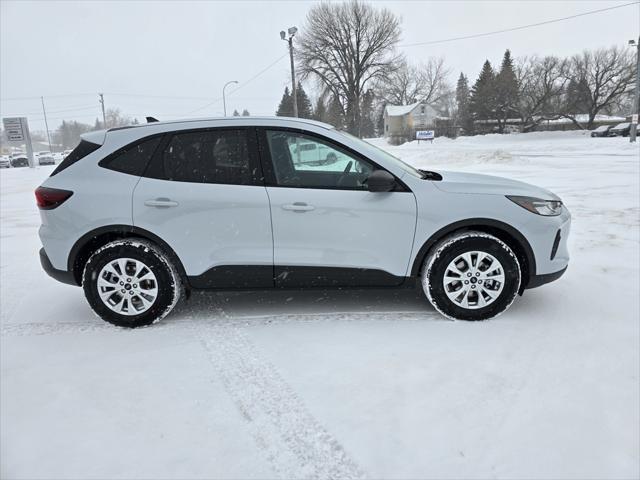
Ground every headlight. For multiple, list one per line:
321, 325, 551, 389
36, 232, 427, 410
507, 195, 563, 216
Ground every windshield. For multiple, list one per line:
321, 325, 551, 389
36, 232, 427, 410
336, 130, 424, 179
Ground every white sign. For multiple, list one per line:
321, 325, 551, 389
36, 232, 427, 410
3, 117, 26, 141
633, 114, 638, 124
416, 130, 435, 140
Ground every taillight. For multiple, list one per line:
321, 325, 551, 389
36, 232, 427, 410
35, 186, 73, 210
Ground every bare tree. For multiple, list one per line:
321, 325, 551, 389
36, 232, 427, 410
378, 57, 452, 107
296, 0, 402, 136
564, 46, 636, 129
104, 108, 133, 128
516, 55, 568, 131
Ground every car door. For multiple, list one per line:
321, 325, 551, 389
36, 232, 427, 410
132, 127, 273, 288
259, 128, 417, 288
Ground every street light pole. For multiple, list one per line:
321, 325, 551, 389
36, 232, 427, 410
629, 37, 639, 143
281, 27, 298, 117
222, 80, 238, 117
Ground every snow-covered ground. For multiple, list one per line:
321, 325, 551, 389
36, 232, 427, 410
1, 131, 638, 479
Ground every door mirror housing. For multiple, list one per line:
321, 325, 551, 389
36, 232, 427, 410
367, 170, 396, 192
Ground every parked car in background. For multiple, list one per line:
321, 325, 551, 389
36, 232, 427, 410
10, 155, 29, 167
590, 125, 613, 137
608, 123, 631, 137
52, 152, 64, 162
37, 117, 570, 328
63, 149, 73, 158
0, 156, 11, 168
290, 141, 338, 166
38, 155, 56, 166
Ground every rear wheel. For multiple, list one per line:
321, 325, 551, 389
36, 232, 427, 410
421, 231, 521, 321
82, 239, 182, 327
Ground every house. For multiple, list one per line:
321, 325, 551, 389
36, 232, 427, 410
383, 102, 449, 144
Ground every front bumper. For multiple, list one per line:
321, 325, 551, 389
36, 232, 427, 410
527, 266, 567, 289
39, 248, 78, 286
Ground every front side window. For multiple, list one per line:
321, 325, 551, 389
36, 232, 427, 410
162, 129, 253, 184
265, 130, 374, 189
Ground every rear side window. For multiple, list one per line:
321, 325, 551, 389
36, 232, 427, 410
100, 136, 162, 176
50, 140, 100, 176
161, 129, 253, 185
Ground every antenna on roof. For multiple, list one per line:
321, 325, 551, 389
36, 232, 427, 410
146, 116, 159, 123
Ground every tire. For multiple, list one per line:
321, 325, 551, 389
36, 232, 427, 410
82, 239, 183, 328
421, 231, 521, 321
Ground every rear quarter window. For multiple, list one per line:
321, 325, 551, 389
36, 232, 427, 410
99, 136, 163, 176
50, 140, 100, 176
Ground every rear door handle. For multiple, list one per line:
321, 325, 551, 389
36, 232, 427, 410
144, 198, 179, 208
282, 202, 315, 212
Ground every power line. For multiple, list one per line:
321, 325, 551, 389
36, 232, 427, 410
0, 93, 96, 102
186, 53, 289, 115
400, 1, 640, 48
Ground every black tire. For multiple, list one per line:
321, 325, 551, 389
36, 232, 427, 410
421, 231, 521, 321
82, 239, 183, 328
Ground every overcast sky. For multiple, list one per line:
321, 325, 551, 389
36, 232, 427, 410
1, 0, 638, 132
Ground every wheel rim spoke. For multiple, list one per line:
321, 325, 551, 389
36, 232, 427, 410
442, 250, 505, 310
97, 257, 158, 316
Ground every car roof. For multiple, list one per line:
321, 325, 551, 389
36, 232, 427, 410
107, 116, 334, 133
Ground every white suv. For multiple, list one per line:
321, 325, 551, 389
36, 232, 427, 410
36, 117, 570, 327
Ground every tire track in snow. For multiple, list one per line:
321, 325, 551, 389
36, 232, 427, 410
197, 319, 366, 479
1, 310, 443, 337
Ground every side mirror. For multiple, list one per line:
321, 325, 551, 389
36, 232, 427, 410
367, 170, 396, 192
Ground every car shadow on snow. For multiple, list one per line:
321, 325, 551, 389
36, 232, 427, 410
171, 286, 442, 325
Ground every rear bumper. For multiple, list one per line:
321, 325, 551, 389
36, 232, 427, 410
39, 248, 78, 286
526, 266, 567, 289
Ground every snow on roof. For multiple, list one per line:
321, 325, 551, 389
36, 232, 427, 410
385, 102, 422, 117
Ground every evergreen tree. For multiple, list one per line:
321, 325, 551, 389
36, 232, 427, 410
359, 89, 376, 138
276, 86, 293, 116
232, 109, 240, 116
495, 50, 519, 132
296, 84, 314, 119
242, 109, 250, 116
325, 95, 345, 129
564, 78, 591, 114
313, 97, 327, 122
455, 72, 473, 134
470, 60, 497, 123
276, 84, 314, 118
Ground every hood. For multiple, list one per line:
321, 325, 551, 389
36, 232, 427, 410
431, 170, 560, 200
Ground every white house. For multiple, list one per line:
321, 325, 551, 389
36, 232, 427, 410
383, 102, 441, 142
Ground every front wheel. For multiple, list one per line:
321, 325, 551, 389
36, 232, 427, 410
82, 239, 183, 327
421, 232, 521, 321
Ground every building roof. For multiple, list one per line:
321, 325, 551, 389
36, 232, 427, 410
385, 102, 422, 117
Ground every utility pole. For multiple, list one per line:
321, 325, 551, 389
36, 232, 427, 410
280, 27, 298, 117
222, 80, 238, 117
629, 37, 639, 143
99, 93, 107, 129
41, 96, 52, 153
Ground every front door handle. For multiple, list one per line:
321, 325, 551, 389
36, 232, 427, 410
282, 202, 315, 212
144, 198, 179, 208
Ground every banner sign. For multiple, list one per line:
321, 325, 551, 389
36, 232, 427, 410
416, 130, 435, 140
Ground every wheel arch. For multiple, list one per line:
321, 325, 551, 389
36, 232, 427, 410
411, 218, 536, 292
68, 225, 188, 287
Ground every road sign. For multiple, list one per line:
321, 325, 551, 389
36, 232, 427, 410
416, 130, 435, 143
3, 117, 26, 141
632, 114, 638, 124
2, 117, 35, 167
